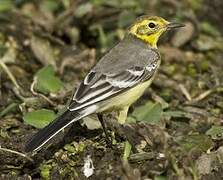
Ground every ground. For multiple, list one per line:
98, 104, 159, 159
0, 0, 223, 180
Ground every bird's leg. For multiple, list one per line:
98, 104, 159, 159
118, 107, 129, 124
118, 107, 132, 161
97, 113, 112, 147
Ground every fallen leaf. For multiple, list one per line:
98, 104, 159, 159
176, 134, 213, 152
34, 65, 63, 94
206, 125, 223, 139
30, 35, 56, 67
23, 109, 56, 128
132, 102, 162, 124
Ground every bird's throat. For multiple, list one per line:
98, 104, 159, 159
136, 34, 158, 48
134, 30, 164, 48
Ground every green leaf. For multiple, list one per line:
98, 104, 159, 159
118, 11, 136, 28
23, 109, 56, 129
206, 126, 223, 139
0, 0, 14, 12
201, 22, 220, 36
132, 102, 162, 124
40, 164, 53, 180
34, 65, 63, 93
75, 3, 93, 18
176, 134, 213, 152
126, 116, 137, 123
40, 0, 61, 12
154, 176, 167, 180
91, 0, 139, 8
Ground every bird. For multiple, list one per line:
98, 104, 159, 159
25, 15, 184, 152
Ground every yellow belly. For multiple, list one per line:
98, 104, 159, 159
97, 79, 153, 113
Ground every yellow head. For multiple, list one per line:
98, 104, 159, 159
129, 16, 184, 48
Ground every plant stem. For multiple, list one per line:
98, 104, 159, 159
123, 141, 132, 161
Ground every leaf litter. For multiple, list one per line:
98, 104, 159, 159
0, 0, 223, 179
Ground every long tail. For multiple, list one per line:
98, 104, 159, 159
25, 109, 88, 152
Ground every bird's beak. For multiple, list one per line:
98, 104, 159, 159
166, 22, 185, 30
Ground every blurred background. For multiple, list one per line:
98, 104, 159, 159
0, 0, 223, 179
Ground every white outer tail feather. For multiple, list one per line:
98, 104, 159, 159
30, 105, 98, 152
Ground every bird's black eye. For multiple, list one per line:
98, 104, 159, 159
148, 22, 156, 28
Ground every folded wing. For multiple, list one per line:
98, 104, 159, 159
69, 61, 158, 111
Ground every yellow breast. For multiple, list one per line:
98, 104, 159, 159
98, 78, 153, 112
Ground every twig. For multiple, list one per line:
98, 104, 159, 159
30, 77, 57, 106
0, 103, 18, 118
189, 87, 223, 103
0, 145, 33, 162
151, 91, 169, 109
12, 86, 26, 101
179, 84, 191, 101
0, 61, 21, 90
129, 152, 155, 162
192, 89, 213, 102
